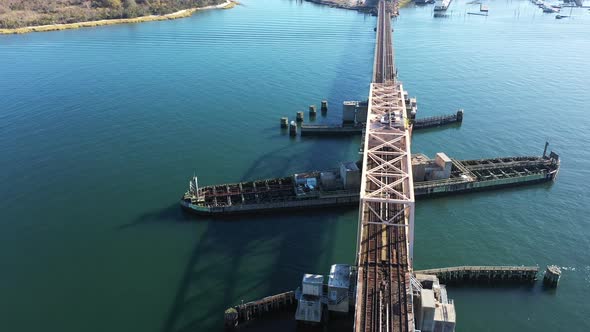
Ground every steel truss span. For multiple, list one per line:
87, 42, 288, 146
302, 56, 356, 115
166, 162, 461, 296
354, 1, 415, 332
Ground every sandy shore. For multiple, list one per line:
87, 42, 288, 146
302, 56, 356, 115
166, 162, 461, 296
0, 1, 234, 35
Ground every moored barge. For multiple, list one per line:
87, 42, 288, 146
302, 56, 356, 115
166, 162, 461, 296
181, 162, 362, 214
181, 149, 559, 215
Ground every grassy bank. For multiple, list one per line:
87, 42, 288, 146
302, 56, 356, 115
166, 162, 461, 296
0, 1, 234, 35
399, 0, 413, 8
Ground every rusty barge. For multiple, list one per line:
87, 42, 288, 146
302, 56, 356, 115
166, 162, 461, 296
180, 146, 559, 215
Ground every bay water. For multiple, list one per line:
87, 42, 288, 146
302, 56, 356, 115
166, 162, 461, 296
1, 0, 589, 330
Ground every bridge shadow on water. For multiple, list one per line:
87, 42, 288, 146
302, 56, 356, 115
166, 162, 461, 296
145, 8, 377, 332
149, 206, 355, 332
117, 204, 192, 230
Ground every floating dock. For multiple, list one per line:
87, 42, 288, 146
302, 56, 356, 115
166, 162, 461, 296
414, 266, 539, 284
180, 148, 559, 215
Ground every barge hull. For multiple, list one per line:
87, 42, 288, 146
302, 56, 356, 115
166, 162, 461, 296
181, 153, 559, 215
180, 195, 359, 215
181, 174, 555, 215
414, 174, 554, 198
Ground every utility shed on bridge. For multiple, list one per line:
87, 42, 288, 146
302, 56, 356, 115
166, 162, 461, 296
418, 289, 436, 331
343, 101, 358, 124
414, 274, 456, 332
340, 162, 360, 189
328, 264, 351, 313
434, 303, 456, 332
296, 274, 324, 323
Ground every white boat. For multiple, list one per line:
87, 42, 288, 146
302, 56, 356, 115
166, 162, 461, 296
542, 5, 559, 12
434, 0, 452, 11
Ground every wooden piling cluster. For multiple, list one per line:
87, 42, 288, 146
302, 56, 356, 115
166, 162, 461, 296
414, 266, 539, 284
309, 104, 317, 117
224, 291, 296, 329
321, 100, 328, 113
543, 265, 561, 288
412, 109, 464, 129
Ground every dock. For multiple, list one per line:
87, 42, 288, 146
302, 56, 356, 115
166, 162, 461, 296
300, 123, 364, 136
298, 110, 463, 137
414, 266, 539, 284
412, 109, 463, 129
224, 291, 296, 329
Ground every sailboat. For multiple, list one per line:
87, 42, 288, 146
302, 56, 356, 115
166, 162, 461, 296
556, 5, 573, 19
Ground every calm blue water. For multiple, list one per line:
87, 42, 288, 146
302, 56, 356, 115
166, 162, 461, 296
1, 0, 589, 331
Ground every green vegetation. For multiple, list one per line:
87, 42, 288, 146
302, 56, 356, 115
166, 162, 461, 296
0, 0, 225, 29
398, 0, 413, 8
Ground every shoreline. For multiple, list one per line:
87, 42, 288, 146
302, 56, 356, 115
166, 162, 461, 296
0, 1, 235, 35
303, 0, 412, 12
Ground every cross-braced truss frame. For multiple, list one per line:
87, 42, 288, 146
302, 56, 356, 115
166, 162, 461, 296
358, 82, 415, 262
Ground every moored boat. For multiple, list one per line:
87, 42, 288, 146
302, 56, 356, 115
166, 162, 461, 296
434, 0, 452, 11
180, 149, 560, 215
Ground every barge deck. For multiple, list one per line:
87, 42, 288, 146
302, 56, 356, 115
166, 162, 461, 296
413, 153, 560, 197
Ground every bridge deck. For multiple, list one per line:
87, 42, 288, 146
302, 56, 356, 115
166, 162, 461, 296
354, 1, 415, 332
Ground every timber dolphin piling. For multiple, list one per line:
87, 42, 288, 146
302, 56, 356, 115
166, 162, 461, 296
414, 266, 539, 284
281, 97, 463, 136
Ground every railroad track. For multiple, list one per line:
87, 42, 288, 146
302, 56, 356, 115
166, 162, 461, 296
355, 1, 412, 331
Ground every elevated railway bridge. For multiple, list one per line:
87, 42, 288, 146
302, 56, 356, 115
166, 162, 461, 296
354, 1, 415, 331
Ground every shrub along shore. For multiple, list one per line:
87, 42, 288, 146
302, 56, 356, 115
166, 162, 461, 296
0, 1, 234, 35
